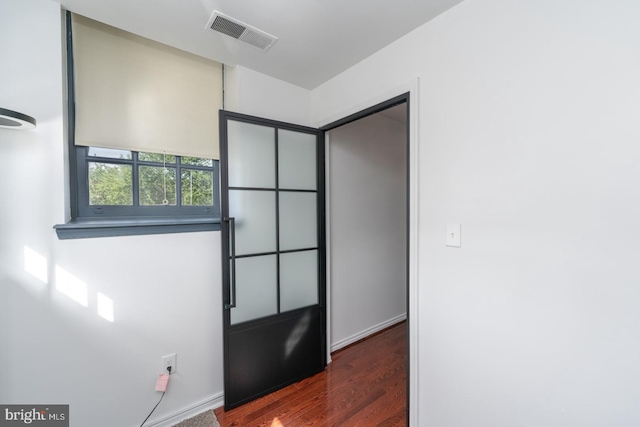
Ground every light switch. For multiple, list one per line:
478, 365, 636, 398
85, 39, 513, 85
446, 223, 461, 247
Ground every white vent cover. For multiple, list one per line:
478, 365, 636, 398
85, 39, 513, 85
206, 11, 278, 51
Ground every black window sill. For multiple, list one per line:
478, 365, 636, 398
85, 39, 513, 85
54, 217, 221, 239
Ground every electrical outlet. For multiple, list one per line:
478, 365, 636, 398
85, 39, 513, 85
162, 353, 177, 374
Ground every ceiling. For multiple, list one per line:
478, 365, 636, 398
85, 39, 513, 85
53, 0, 464, 89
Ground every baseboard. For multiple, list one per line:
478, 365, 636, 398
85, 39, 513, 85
146, 392, 224, 427
330, 313, 406, 353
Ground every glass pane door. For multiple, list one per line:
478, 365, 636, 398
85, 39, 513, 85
220, 111, 325, 410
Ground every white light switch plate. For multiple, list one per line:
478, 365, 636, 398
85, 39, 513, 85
446, 223, 461, 247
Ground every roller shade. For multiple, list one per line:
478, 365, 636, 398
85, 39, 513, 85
71, 13, 222, 159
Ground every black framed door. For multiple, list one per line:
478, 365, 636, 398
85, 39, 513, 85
219, 111, 326, 410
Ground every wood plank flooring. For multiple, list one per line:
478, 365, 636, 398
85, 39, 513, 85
214, 321, 407, 427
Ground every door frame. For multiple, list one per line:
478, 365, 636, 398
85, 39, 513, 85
317, 80, 420, 426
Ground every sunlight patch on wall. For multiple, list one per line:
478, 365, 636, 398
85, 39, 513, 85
55, 265, 88, 307
97, 292, 115, 322
23, 246, 48, 283
22, 249, 117, 322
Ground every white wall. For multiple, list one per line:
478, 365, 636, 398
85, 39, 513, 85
312, 0, 640, 426
225, 65, 312, 126
0, 3, 224, 427
328, 112, 407, 350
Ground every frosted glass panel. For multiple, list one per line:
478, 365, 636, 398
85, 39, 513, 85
280, 251, 318, 312
229, 190, 276, 255
278, 130, 316, 190
231, 255, 278, 324
228, 120, 275, 188
279, 192, 317, 251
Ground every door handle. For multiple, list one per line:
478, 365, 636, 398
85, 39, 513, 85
224, 217, 237, 309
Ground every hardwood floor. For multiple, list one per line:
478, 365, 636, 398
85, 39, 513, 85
214, 321, 407, 427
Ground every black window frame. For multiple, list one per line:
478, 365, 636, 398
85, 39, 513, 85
76, 147, 220, 218
54, 11, 221, 239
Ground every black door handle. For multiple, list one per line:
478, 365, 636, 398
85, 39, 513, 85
224, 217, 236, 309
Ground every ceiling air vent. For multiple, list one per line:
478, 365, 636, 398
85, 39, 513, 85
206, 11, 278, 51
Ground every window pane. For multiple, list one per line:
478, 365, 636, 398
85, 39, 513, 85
139, 166, 176, 205
181, 156, 213, 167
279, 191, 317, 250
139, 152, 176, 164
231, 255, 278, 325
280, 250, 318, 312
228, 121, 275, 188
278, 130, 316, 190
181, 169, 213, 206
229, 190, 276, 256
88, 162, 133, 205
87, 147, 132, 160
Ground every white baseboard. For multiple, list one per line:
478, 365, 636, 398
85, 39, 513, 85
330, 313, 406, 353
146, 392, 224, 427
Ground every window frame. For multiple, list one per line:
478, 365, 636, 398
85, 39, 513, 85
54, 11, 221, 239
76, 147, 220, 219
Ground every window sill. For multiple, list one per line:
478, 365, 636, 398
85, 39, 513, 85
54, 217, 221, 239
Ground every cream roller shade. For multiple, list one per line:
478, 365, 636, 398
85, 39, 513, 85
72, 14, 222, 159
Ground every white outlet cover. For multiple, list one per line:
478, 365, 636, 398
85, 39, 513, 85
162, 353, 177, 374
446, 223, 461, 247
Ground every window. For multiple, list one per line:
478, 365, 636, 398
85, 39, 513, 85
77, 147, 219, 218
55, 145, 221, 239
54, 12, 222, 239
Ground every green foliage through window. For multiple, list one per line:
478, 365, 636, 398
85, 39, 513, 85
182, 169, 213, 206
139, 166, 177, 206
80, 147, 218, 217
89, 162, 133, 205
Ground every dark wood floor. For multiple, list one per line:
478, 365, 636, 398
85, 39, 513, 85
214, 321, 407, 427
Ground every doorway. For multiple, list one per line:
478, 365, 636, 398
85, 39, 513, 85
218, 89, 417, 422
322, 94, 410, 419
